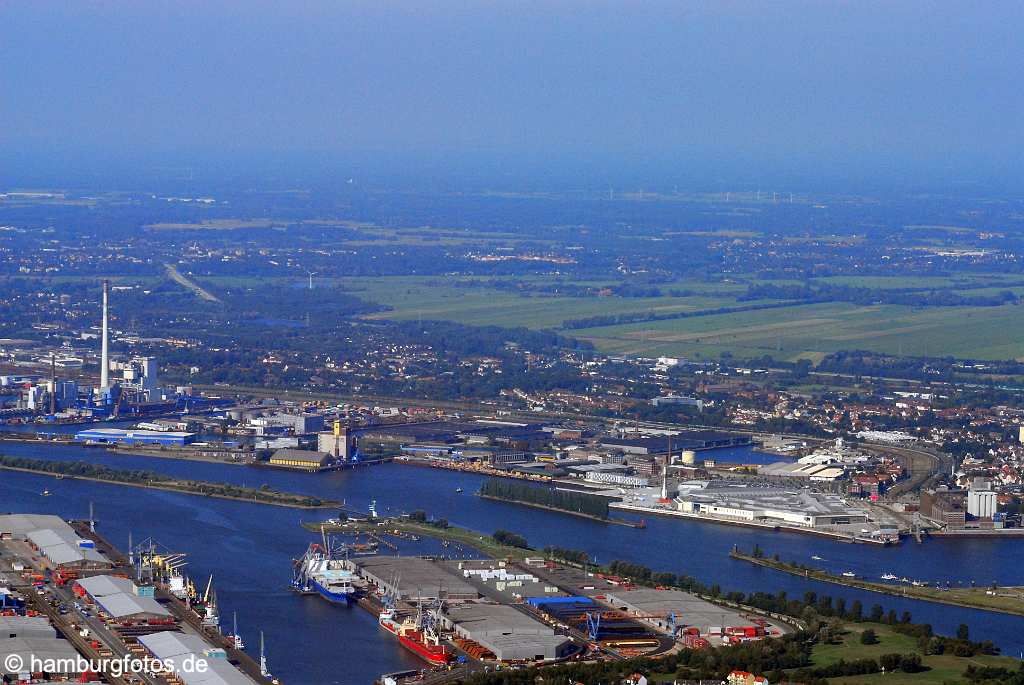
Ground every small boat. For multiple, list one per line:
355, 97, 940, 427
911, 580, 928, 587
40, 489, 52, 497
881, 573, 898, 581
842, 571, 856, 578
455, 488, 463, 493
811, 555, 823, 561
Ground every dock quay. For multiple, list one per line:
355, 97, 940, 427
323, 537, 791, 684
0, 512, 272, 684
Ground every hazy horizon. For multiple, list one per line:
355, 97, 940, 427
3, 1, 1022, 193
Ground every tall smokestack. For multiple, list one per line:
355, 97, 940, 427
50, 353, 56, 414
100, 280, 110, 390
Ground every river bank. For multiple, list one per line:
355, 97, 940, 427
730, 549, 1024, 617
476, 493, 642, 526
0, 461, 338, 510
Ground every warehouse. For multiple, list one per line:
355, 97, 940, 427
26, 527, 110, 570
0, 514, 75, 540
75, 575, 171, 620
267, 448, 335, 471
758, 461, 847, 482
445, 604, 572, 661
138, 631, 253, 685
74, 427, 196, 446
603, 588, 754, 634
675, 481, 868, 528
601, 431, 750, 455
351, 556, 478, 602
0, 617, 81, 678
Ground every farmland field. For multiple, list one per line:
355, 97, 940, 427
336, 275, 1024, 362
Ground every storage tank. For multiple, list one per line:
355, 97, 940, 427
681, 450, 697, 465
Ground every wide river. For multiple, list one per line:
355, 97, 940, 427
1, 441, 1022, 684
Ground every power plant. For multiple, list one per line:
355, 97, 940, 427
0, 279, 221, 421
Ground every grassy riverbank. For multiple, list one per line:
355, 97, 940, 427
808, 623, 1018, 685
0, 455, 338, 509
476, 493, 641, 526
731, 549, 1024, 617
301, 516, 536, 559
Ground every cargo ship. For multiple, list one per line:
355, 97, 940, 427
378, 606, 451, 665
292, 531, 362, 604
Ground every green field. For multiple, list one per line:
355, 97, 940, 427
571, 301, 1024, 361
347, 276, 739, 329
812, 624, 1019, 685
335, 275, 1024, 362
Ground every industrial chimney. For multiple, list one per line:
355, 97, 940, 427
100, 279, 110, 390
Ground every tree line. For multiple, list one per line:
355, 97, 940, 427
478, 478, 610, 519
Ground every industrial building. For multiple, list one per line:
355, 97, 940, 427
318, 421, 354, 460
268, 448, 335, 471
0, 514, 112, 570
674, 481, 868, 528
138, 631, 255, 685
921, 487, 967, 528
0, 616, 81, 678
350, 556, 479, 602
74, 574, 171, 620
74, 427, 196, 446
444, 603, 572, 661
603, 588, 751, 634
758, 461, 846, 482
601, 430, 750, 455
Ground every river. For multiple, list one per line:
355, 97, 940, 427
1, 441, 1021, 683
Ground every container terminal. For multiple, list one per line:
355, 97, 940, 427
0, 513, 273, 685
308, 548, 791, 684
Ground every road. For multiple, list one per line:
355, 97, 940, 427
165, 263, 221, 302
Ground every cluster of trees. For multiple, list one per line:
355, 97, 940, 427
560, 300, 794, 330
963, 664, 1024, 685
407, 510, 449, 529
740, 281, 1022, 308
491, 529, 529, 549
818, 349, 1024, 381
478, 479, 610, 519
463, 631, 816, 685
541, 546, 589, 565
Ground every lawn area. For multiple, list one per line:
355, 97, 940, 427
812, 624, 1019, 685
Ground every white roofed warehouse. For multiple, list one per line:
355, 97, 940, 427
73, 574, 172, 621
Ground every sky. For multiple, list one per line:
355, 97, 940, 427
2, 1, 1022, 191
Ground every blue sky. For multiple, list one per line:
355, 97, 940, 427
2, 1, 1021, 190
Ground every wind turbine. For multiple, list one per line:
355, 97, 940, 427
306, 271, 317, 290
